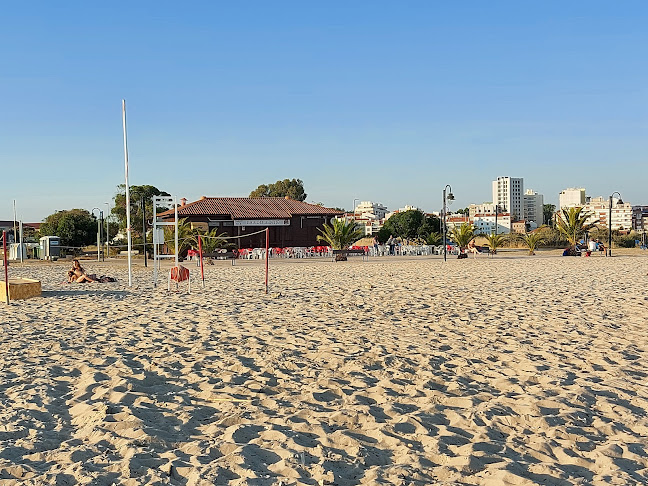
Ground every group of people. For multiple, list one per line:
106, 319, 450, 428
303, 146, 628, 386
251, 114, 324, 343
562, 239, 606, 257
373, 235, 400, 256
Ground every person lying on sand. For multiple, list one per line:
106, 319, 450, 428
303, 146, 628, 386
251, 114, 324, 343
67, 259, 98, 283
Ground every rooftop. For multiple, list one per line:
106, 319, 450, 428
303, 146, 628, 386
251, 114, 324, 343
158, 197, 343, 220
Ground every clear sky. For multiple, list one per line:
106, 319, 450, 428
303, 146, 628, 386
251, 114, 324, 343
1, 1, 646, 222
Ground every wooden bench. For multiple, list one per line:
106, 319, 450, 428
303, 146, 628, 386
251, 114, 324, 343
332, 249, 368, 262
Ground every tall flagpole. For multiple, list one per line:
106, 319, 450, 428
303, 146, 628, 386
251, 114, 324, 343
122, 99, 133, 286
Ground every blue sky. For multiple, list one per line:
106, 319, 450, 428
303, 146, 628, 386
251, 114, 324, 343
1, 1, 646, 222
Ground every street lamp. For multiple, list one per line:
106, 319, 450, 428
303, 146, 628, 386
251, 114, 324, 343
494, 204, 499, 236
608, 192, 623, 257
91, 208, 102, 261
105, 202, 110, 259
442, 185, 454, 262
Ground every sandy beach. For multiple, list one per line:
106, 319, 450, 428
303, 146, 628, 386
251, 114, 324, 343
0, 253, 646, 485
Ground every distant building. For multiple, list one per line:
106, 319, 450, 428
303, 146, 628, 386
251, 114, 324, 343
472, 213, 511, 235
385, 205, 421, 221
492, 177, 524, 221
354, 201, 388, 219
581, 196, 633, 231
468, 203, 497, 219
511, 221, 527, 234
523, 189, 544, 227
559, 188, 586, 210
632, 206, 648, 232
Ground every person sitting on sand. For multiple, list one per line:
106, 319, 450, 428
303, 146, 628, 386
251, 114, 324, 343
67, 259, 98, 283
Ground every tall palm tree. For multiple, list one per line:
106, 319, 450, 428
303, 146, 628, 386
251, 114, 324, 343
483, 232, 506, 255
450, 223, 475, 250
317, 219, 365, 261
515, 230, 547, 255
555, 207, 598, 248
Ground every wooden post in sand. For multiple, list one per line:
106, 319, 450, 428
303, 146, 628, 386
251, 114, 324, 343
198, 235, 205, 288
265, 228, 269, 294
3, 231, 9, 304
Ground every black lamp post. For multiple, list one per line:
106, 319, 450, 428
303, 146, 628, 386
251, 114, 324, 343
442, 185, 454, 262
494, 204, 499, 236
608, 192, 623, 257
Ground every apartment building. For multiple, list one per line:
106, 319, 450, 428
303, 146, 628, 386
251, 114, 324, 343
523, 189, 544, 226
492, 177, 524, 221
559, 188, 586, 210
582, 196, 633, 231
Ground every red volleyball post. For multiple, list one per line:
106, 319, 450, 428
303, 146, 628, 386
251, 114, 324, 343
198, 234, 205, 288
3, 231, 9, 304
265, 227, 269, 294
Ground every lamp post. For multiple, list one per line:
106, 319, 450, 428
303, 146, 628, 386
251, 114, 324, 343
91, 208, 102, 261
442, 185, 454, 262
105, 202, 110, 259
608, 192, 623, 257
494, 204, 499, 236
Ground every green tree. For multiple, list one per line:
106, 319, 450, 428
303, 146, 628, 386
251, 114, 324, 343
555, 207, 598, 248
113, 184, 171, 236
39, 209, 98, 249
317, 219, 365, 261
456, 207, 470, 215
250, 179, 307, 201
450, 222, 475, 250
543, 204, 556, 226
377, 210, 440, 243
514, 230, 547, 255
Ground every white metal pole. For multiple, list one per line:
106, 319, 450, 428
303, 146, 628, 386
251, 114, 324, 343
19, 221, 23, 263
122, 99, 133, 286
13, 200, 17, 244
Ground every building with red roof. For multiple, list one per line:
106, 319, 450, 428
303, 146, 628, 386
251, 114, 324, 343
157, 197, 343, 248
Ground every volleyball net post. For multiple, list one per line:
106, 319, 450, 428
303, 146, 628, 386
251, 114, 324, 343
198, 234, 205, 288
265, 227, 269, 294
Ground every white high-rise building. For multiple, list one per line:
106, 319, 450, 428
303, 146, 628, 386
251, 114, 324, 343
354, 201, 388, 219
492, 177, 524, 221
523, 189, 544, 226
559, 188, 586, 210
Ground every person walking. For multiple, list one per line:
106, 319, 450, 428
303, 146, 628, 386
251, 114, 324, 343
387, 235, 395, 255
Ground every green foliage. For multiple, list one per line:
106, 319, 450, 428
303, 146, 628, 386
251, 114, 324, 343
164, 218, 195, 255
196, 228, 232, 253
39, 209, 98, 248
250, 179, 307, 201
555, 207, 598, 248
543, 204, 556, 226
377, 210, 440, 243
450, 223, 475, 249
456, 207, 469, 215
483, 233, 506, 254
514, 229, 547, 255
113, 184, 171, 236
317, 219, 364, 250
426, 232, 442, 245
614, 234, 637, 248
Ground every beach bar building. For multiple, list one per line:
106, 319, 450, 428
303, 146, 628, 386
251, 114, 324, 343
157, 197, 343, 249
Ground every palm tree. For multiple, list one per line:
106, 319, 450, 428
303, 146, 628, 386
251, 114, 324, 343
196, 227, 231, 254
450, 222, 475, 251
317, 219, 365, 261
425, 232, 442, 245
555, 207, 598, 249
482, 232, 506, 255
164, 218, 196, 255
515, 230, 547, 255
